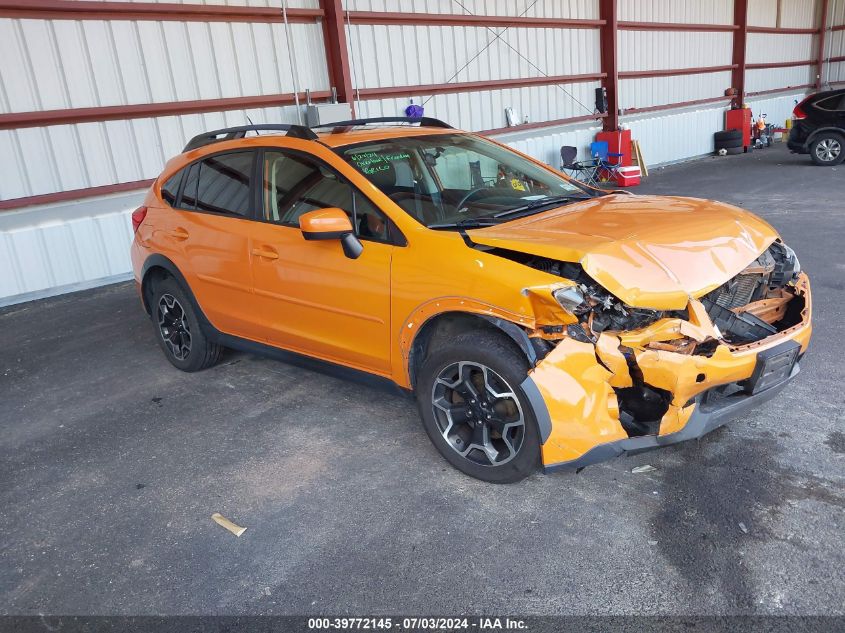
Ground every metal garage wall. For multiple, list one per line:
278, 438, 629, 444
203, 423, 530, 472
344, 0, 602, 132
746, 32, 818, 93
0, 203, 136, 306
344, 1, 598, 19
614, 1, 734, 167
618, 30, 733, 111
746, 90, 807, 126
0, 17, 329, 200
825, 0, 845, 85
746, 0, 819, 94
89, 0, 322, 7
0, 2, 330, 305
618, 0, 733, 24
748, 0, 820, 28
0, 0, 833, 306
357, 83, 601, 134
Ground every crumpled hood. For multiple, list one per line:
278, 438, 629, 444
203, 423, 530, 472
468, 194, 778, 310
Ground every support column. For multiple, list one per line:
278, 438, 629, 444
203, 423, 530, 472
599, 0, 618, 131
320, 0, 355, 113
732, 0, 748, 108
817, 0, 830, 89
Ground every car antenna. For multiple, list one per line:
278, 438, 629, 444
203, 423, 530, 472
247, 116, 260, 135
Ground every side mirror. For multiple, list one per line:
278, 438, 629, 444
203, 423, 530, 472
298, 208, 363, 259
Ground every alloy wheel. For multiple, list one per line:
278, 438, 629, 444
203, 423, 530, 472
157, 294, 192, 361
815, 138, 841, 162
430, 361, 525, 467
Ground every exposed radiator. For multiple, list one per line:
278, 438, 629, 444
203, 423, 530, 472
713, 272, 764, 309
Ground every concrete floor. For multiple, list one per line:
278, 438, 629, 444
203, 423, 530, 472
1, 143, 843, 616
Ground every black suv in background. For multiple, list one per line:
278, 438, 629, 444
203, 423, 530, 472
788, 89, 845, 166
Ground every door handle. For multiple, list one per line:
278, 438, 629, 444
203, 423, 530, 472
167, 227, 190, 241
251, 247, 279, 260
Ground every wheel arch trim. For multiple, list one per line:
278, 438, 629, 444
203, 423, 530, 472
519, 374, 553, 444
140, 254, 215, 333
401, 299, 539, 388
806, 126, 845, 147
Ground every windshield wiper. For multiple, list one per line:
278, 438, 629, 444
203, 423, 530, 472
428, 217, 500, 230
493, 193, 591, 218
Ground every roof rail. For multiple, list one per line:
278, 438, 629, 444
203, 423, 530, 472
311, 116, 453, 131
183, 124, 317, 152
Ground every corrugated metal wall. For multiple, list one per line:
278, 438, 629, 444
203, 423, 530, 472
618, 30, 733, 111
746, 32, 818, 94
343, 1, 598, 19
0, 0, 831, 305
345, 2, 602, 132
618, 0, 733, 23
0, 205, 135, 304
0, 16, 329, 200
825, 0, 845, 85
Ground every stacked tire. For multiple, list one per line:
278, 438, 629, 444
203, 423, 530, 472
714, 129, 744, 155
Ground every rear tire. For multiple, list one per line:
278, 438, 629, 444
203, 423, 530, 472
810, 133, 845, 166
151, 277, 222, 372
415, 331, 541, 483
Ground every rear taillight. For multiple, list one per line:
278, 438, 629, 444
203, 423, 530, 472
793, 95, 814, 120
131, 206, 148, 233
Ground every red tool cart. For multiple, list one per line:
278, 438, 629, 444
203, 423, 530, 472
725, 108, 752, 151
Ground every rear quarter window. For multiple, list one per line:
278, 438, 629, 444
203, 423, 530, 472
160, 173, 182, 206
814, 95, 845, 111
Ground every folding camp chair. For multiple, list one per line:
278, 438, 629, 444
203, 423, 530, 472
590, 141, 623, 183
560, 146, 600, 186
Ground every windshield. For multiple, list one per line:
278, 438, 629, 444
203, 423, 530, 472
339, 133, 594, 229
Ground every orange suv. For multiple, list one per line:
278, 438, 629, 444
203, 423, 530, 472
131, 117, 811, 482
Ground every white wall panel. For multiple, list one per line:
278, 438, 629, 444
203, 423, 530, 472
746, 66, 816, 93
355, 82, 601, 133
827, 28, 845, 85
746, 33, 817, 64
748, 0, 778, 27
618, 0, 732, 24
746, 90, 809, 126
0, 105, 306, 200
780, 0, 820, 29
621, 105, 727, 166
0, 18, 328, 113
0, 206, 135, 303
619, 31, 733, 71
342, 0, 599, 19
89, 1, 321, 7
619, 73, 732, 111
347, 24, 600, 89
830, 0, 845, 27
827, 61, 845, 84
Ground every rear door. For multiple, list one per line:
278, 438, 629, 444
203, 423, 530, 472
249, 148, 395, 375
161, 150, 262, 341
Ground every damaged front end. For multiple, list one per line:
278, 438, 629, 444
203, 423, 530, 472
517, 241, 812, 470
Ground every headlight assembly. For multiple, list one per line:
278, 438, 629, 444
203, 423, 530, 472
553, 286, 587, 313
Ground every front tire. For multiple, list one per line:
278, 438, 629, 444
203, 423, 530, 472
151, 277, 222, 372
810, 133, 845, 166
416, 331, 541, 483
